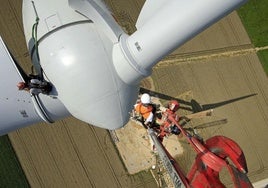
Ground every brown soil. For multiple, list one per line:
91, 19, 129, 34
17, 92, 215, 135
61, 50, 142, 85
1, 0, 268, 187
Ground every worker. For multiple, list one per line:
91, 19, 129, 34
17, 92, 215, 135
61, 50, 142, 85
17, 82, 30, 92
157, 100, 181, 142
17, 78, 52, 95
133, 93, 155, 128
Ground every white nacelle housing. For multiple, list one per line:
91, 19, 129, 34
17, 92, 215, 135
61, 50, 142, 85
20, 0, 248, 131
22, 0, 140, 129
39, 24, 139, 129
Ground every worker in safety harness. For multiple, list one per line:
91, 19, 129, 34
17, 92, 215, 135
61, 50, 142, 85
157, 100, 181, 142
133, 93, 156, 129
17, 77, 52, 95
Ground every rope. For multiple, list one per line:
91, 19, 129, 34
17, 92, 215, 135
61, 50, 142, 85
31, 1, 44, 80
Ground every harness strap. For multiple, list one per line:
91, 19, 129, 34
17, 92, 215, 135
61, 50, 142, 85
139, 104, 153, 115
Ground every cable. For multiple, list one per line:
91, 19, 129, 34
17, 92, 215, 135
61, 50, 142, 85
31, 1, 44, 80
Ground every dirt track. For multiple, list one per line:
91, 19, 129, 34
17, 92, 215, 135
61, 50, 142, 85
1, 0, 268, 187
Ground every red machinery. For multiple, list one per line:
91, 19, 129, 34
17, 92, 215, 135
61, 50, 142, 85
151, 115, 253, 188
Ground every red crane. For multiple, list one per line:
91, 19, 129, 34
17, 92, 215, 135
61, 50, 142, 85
149, 114, 253, 188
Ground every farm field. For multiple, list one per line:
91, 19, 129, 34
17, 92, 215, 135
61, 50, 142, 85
0, 0, 268, 187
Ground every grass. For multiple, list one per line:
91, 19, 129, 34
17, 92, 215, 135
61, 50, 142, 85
0, 135, 30, 188
237, 0, 268, 74
258, 51, 268, 74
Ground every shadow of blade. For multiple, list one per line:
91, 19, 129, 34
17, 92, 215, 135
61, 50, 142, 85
140, 88, 257, 114
190, 99, 203, 113
201, 93, 257, 111
139, 87, 193, 111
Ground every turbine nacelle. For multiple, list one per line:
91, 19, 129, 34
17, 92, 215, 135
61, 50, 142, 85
0, 0, 248, 135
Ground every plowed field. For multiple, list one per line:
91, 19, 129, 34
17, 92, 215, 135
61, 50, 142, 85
1, 0, 267, 187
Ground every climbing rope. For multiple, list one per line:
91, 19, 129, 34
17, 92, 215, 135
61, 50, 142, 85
31, 1, 44, 80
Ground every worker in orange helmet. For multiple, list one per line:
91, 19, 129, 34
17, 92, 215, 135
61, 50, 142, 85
133, 93, 155, 128
17, 82, 30, 91
157, 100, 181, 142
17, 78, 52, 95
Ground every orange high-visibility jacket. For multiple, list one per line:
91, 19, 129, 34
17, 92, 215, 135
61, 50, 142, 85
135, 103, 153, 120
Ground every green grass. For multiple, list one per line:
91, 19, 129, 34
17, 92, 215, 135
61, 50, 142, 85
237, 0, 268, 74
0, 135, 30, 188
258, 51, 268, 74
238, 0, 268, 47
